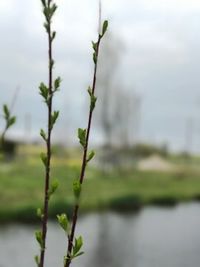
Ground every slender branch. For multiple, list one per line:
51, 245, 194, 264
39, 5, 53, 267
64, 21, 108, 267
35, 1, 61, 267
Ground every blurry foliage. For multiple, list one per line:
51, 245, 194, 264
109, 194, 141, 211
96, 143, 168, 171
0, 104, 16, 160
1, 156, 200, 223
0, 139, 17, 159
51, 144, 69, 157
133, 143, 168, 158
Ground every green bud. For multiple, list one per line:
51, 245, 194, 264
35, 230, 44, 249
87, 150, 95, 163
87, 87, 97, 111
54, 77, 61, 91
48, 180, 59, 198
92, 41, 98, 53
41, 0, 46, 6
78, 128, 87, 148
93, 52, 97, 64
3, 104, 10, 118
7, 117, 16, 128
57, 213, 70, 234
72, 236, 84, 258
34, 255, 40, 267
51, 31, 56, 41
39, 83, 49, 103
50, 110, 59, 129
50, 59, 54, 69
101, 20, 108, 37
40, 129, 47, 141
87, 86, 92, 96
73, 180, 81, 199
40, 152, 48, 167
49, 3, 57, 18
36, 208, 43, 219
43, 22, 50, 33
90, 95, 97, 111
2, 104, 16, 131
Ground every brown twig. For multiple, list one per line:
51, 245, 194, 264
38, 0, 58, 266
64, 31, 105, 267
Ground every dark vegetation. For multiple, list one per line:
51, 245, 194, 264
1, 147, 200, 223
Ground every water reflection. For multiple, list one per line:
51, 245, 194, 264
1, 203, 200, 267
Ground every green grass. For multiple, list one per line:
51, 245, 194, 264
1, 154, 200, 222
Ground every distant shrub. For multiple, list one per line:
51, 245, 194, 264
109, 194, 141, 211
0, 139, 17, 159
133, 143, 168, 158
151, 196, 177, 206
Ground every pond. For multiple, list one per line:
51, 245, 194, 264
1, 202, 200, 267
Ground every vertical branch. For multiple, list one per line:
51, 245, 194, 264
39, 0, 53, 263
62, 19, 108, 267
35, 1, 61, 267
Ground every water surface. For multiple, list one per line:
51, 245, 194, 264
1, 202, 200, 267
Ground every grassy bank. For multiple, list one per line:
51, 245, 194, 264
1, 154, 200, 223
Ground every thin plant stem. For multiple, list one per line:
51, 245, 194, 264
39, 0, 56, 266
64, 31, 105, 267
39, 27, 53, 267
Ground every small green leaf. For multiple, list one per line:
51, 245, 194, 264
41, 0, 46, 7
92, 41, 98, 52
2, 105, 16, 130
34, 255, 40, 267
87, 86, 97, 111
90, 95, 97, 111
72, 236, 84, 258
40, 129, 47, 141
54, 77, 61, 91
87, 86, 92, 96
36, 208, 43, 219
73, 180, 81, 199
101, 20, 108, 37
48, 180, 59, 198
43, 6, 51, 20
64, 256, 69, 265
50, 59, 54, 69
51, 31, 56, 41
74, 251, 84, 258
50, 111, 59, 129
78, 128, 87, 148
93, 52, 97, 64
40, 152, 48, 167
57, 213, 70, 234
35, 230, 43, 249
39, 83, 49, 102
7, 116, 16, 128
87, 150, 95, 163
44, 22, 50, 33
3, 104, 10, 118
50, 3, 57, 17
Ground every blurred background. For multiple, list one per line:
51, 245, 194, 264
1, 0, 200, 266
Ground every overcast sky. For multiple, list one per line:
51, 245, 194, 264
1, 0, 200, 151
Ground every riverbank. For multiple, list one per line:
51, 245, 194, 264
1, 156, 200, 223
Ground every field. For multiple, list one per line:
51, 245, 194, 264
0, 146, 200, 223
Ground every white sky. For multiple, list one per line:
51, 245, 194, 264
0, 0, 200, 151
